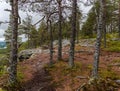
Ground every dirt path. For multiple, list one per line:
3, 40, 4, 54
19, 53, 55, 91
23, 69, 55, 91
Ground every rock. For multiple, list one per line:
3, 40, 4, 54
18, 49, 36, 61
18, 48, 43, 61
53, 39, 70, 47
42, 49, 50, 54
62, 39, 70, 47
30, 53, 37, 59
76, 76, 88, 79
115, 80, 120, 85
111, 38, 120, 41
41, 45, 49, 50
53, 40, 58, 45
109, 63, 120, 66
18, 52, 32, 61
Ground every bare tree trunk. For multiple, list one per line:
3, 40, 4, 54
58, 0, 62, 60
76, 22, 79, 44
76, 31, 79, 43
92, 0, 103, 78
9, 0, 18, 84
28, 34, 30, 48
103, 0, 106, 48
69, 0, 77, 67
49, 20, 53, 65
119, 1, 120, 38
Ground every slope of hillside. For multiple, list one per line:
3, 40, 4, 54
0, 39, 120, 91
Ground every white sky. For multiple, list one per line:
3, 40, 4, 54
0, 1, 41, 41
0, 1, 92, 41
0, 1, 10, 41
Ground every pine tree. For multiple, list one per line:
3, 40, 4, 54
57, 0, 62, 61
92, 0, 103, 78
9, 0, 19, 85
69, 0, 77, 67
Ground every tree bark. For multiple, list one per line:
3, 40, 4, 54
92, 0, 103, 78
9, 0, 18, 84
69, 0, 77, 67
119, 1, 120, 38
49, 20, 53, 65
58, 0, 62, 60
103, 0, 106, 48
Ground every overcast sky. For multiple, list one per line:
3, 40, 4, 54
0, 1, 91, 41
0, 1, 10, 40
0, 1, 41, 41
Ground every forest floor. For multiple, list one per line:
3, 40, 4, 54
18, 45, 120, 91
1, 43, 120, 91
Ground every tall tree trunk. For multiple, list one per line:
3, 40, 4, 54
9, 0, 18, 84
49, 20, 53, 65
69, 0, 77, 67
58, 0, 62, 60
103, 0, 106, 48
28, 34, 30, 48
92, 0, 103, 78
76, 21, 79, 44
119, 1, 120, 38
76, 29, 79, 44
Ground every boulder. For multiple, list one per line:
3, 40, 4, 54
115, 80, 120, 85
18, 49, 35, 61
18, 48, 42, 61
18, 51, 32, 61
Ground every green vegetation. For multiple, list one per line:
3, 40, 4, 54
100, 68, 120, 80
103, 40, 120, 52
1, 0, 120, 90
44, 61, 89, 90
112, 59, 120, 63
77, 78, 119, 91
17, 72, 24, 83
106, 33, 118, 39
45, 61, 120, 91
81, 7, 96, 38
0, 88, 6, 91
0, 48, 8, 76
0, 49, 7, 54
18, 42, 28, 52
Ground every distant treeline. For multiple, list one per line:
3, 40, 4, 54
0, 42, 6, 49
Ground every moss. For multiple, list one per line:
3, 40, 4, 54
0, 88, 6, 91
87, 64, 93, 70
112, 59, 120, 63
105, 47, 120, 52
102, 40, 120, 52
17, 72, 24, 83
106, 33, 118, 39
44, 61, 83, 89
99, 68, 120, 80
75, 45, 81, 51
2, 71, 25, 91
